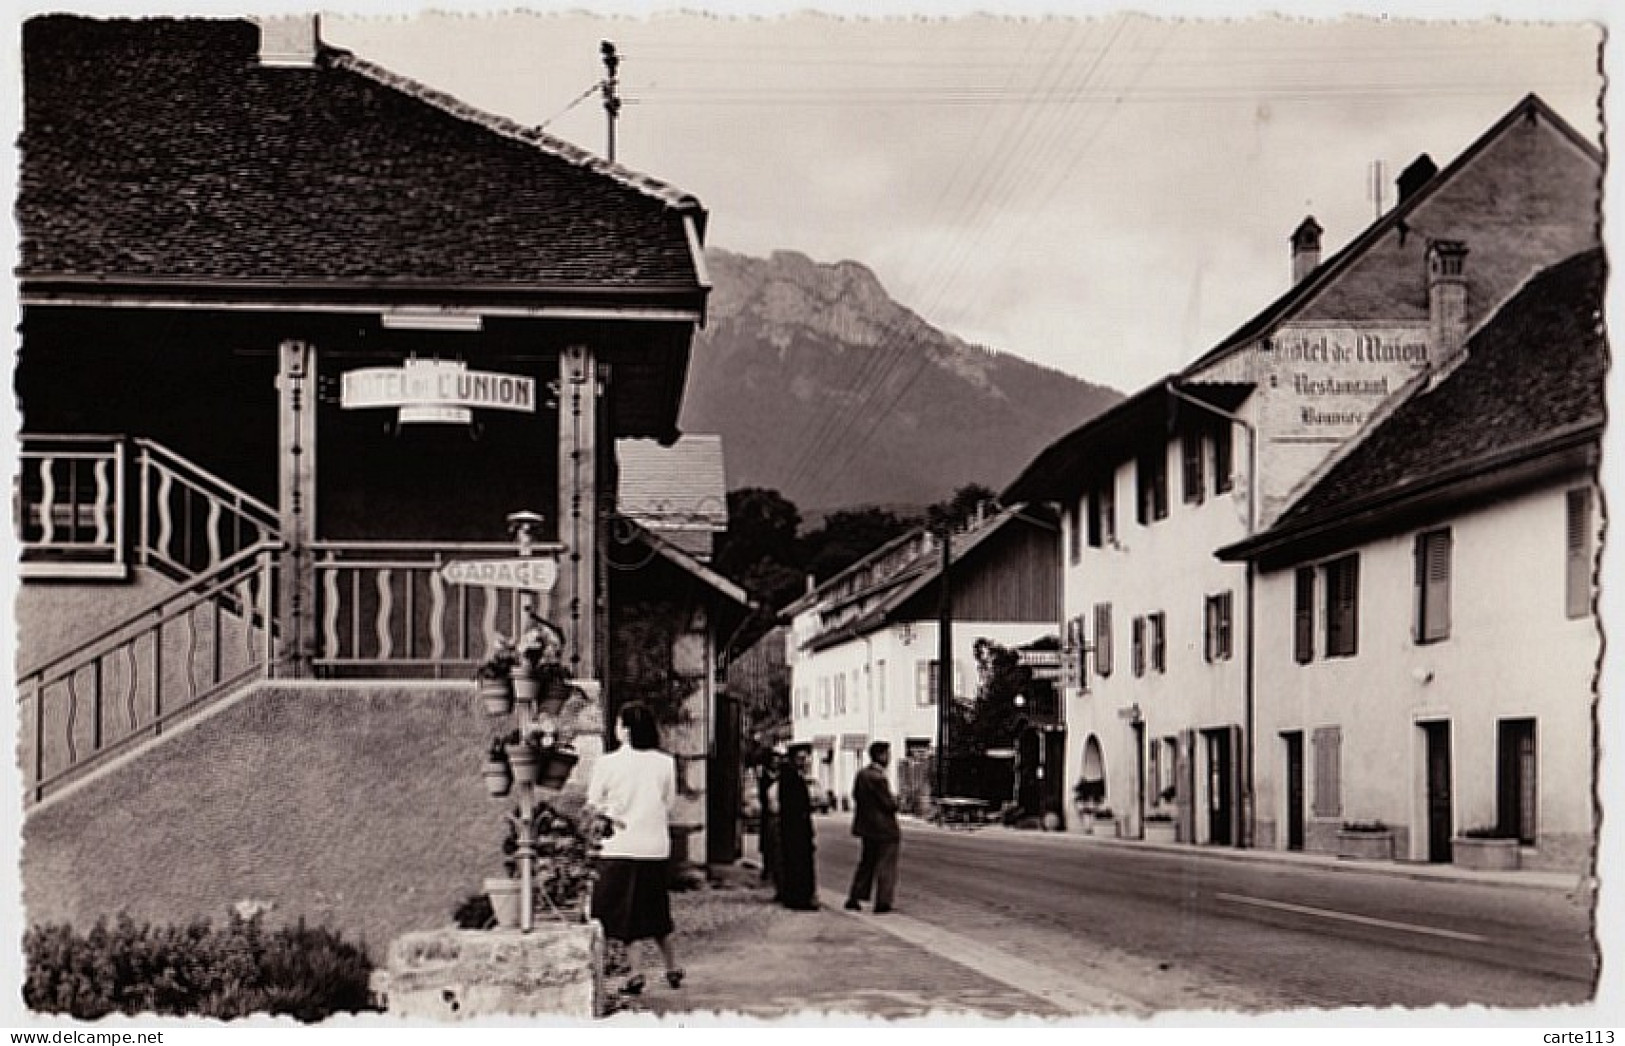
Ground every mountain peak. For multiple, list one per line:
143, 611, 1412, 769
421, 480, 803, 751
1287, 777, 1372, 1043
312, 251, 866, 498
685, 248, 1121, 514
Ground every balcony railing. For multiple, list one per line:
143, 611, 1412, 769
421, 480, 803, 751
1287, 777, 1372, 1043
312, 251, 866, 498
311, 540, 567, 679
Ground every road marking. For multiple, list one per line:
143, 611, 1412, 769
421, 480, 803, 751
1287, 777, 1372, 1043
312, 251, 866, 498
1216, 892, 1489, 943
818, 888, 1150, 1016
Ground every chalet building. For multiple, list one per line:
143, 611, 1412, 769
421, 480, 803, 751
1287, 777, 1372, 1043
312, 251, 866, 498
1218, 248, 1603, 873
15, 15, 728, 944
784, 505, 1060, 812
1003, 94, 1601, 850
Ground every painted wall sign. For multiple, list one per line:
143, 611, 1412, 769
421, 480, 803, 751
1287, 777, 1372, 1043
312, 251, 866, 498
341, 358, 536, 418
440, 556, 559, 593
1257, 323, 1431, 437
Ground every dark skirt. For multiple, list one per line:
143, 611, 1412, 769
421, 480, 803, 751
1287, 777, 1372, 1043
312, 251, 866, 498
592, 857, 674, 943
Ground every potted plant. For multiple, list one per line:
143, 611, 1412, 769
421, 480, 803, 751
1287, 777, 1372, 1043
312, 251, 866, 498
497, 800, 613, 924
1454, 826, 1521, 870
1336, 819, 1395, 860
503, 728, 541, 787
525, 714, 580, 792
483, 875, 523, 929
482, 737, 513, 798
513, 616, 567, 708
476, 636, 518, 716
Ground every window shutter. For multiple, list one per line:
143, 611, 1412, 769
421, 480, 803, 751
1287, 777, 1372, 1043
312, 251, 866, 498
1414, 530, 1452, 642
1132, 616, 1146, 677
1095, 603, 1113, 677
1567, 487, 1593, 619
1151, 612, 1166, 672
1294, 567, 1315, 664
1203, 595, 1217, 663
1325, 556, 1360, 658
1101, 481, 1116, 544
1182, 433, 1205, 504
1086, 489, 1102, 549
1312, 726, 1342, 818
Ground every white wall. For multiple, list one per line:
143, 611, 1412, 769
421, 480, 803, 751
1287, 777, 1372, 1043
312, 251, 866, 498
1252, 477, 1597, 870
1060, 433, 1254, 839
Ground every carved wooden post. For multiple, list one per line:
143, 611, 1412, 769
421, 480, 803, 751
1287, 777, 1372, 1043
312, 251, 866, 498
277, 339, 318, 676
557, 345, 598, 686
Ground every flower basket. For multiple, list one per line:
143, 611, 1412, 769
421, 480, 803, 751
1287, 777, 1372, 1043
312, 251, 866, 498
513, 669, 543, 704
535, 747, 579, 792
534, 678, 569, 718
482, 755, 513, 798
1144, 817, 1178, 844
1453, 834, 1520, 870
506, 741, 541, 786
1337, 823, 1394, 861
478, 677, 515, 717
484, 876, 522, 929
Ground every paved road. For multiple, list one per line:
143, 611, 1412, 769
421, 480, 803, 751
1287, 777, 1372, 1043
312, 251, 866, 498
812, 817, 1597, 1012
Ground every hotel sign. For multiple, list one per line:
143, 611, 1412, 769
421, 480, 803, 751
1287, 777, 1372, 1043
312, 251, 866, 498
341, 359, 536, 424
1258, 323, 1431, 437
440, 556, 559, 593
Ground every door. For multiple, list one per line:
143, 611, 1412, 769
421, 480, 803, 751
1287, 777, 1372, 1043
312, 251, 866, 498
1284, 731, 1306, 851
1205, 728, 1234, 846
1424, 721, 1453, 863
1497, 719, 1537, 844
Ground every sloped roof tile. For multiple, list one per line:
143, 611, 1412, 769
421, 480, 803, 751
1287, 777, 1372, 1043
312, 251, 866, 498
18, 16, 706, 300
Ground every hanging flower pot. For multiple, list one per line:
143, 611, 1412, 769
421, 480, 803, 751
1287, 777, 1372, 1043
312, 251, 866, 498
512, 669, 542, 705
482, 757, 513, 798
478, 675, 515, 716
506, 740, 541, 786
536, 746, 579, 792
533, 676, 569, 717
484, 876, 522, 929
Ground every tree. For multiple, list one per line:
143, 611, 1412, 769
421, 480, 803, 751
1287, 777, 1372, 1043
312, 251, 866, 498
926, 483, 1000, 531
799, 506, 917, 581
715, 487, 801, 580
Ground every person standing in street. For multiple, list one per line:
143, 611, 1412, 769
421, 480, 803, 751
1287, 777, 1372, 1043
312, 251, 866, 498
757, 748, 782, 886
775, 744, 820, 910
844, 741, 901, 913
587, 701, 684, 994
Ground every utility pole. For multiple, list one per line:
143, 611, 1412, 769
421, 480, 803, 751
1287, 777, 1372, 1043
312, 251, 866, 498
935, 518, 952, 804
600, 40, 621, 163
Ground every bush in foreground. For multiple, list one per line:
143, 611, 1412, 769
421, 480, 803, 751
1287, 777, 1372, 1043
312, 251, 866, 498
24, 912, 376, 1022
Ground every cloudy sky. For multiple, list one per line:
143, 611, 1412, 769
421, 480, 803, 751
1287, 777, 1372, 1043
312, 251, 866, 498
319, 4, 1607, 394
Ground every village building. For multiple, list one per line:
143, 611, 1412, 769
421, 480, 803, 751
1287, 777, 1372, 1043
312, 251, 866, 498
1218, 248, 1603, 872
15, 14, 729, 947
784, 505, 1060, 813
1002, 94, 1601, 851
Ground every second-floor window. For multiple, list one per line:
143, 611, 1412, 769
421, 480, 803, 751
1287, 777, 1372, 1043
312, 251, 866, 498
1212, 423, 1235, 495
1414, 528, 1452, 643
1088, 478, 1116, 548
1567, 487, 1594, 619
1324, 554, 1360, 659
1204, 591, 1233, 662
1136, 446, 1168, 525
1181, 433, 1205, 505
1293, 567, 1315, 664
1131, 616, 1146, 677
1094, 603, 1114, 677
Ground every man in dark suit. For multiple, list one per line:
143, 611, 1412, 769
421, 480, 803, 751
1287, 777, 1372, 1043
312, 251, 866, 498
844, 741, 901, 913
775, 745, 820, 911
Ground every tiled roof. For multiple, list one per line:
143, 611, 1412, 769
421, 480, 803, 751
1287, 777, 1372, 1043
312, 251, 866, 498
615, 435, 728, 531
1233, 247, 1605, 556
18, 16, 707, 304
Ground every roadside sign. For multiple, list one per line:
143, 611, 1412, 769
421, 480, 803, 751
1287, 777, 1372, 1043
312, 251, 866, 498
440, 556, 559, 593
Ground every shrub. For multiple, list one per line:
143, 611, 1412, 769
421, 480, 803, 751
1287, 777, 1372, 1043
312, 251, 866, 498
24, 912, 376, 1022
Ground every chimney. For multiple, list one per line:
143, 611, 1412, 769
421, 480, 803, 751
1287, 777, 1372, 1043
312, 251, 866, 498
1396, 154, 1439, 205
256, 15, 322, 68
1427, 240, 1469, 378
1290, 216, 1323, 285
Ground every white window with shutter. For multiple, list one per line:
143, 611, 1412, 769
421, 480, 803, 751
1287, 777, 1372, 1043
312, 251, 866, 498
1567, 487, 1594, 619
1414, 528, 1452, 643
